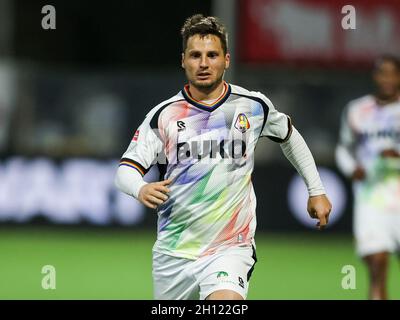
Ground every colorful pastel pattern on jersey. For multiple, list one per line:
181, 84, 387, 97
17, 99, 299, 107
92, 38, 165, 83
121, 83, 291, 260
344, 95, 400, 212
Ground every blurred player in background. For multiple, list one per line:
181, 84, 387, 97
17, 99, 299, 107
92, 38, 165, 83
336, 55, 400, 300
115, 14, 331, 300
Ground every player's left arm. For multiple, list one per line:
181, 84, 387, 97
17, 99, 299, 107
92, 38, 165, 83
258, 93, 332, 229
280, 127, 332, 230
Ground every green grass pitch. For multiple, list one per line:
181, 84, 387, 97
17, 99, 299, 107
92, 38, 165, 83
0, 226, 399, 299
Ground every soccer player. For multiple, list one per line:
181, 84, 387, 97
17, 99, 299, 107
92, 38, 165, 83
336, 55, 400, 300
115, 14, 332, 300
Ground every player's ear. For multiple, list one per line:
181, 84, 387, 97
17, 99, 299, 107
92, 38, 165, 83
225, 52, 230, 70
181, 53, 185, 69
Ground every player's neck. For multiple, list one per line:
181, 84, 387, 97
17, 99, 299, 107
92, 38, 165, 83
374, 93, 400, 106
188, 81, 225, 102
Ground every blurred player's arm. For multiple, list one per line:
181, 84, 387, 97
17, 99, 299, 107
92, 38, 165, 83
335, 105, 365, 180
115, 113, 170, 209
258, 93, 331, 228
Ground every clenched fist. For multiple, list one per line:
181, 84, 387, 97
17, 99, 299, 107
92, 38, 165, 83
307, 194, 332, 230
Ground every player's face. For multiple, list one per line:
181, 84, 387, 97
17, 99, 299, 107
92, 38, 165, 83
373, 61, 400, 99
181, 34, 230, 90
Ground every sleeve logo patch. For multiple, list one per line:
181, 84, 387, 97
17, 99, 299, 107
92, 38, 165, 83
132, 130, 140, 142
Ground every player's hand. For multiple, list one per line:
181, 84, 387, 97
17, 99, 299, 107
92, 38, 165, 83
138, 179, 172, 209
381, 149, 400, 158
352, 166, 366, 181
307, 194, 332, 230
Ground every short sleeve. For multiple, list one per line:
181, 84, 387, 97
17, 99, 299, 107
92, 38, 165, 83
258, 93, 293, 143
119, 114, 163, 177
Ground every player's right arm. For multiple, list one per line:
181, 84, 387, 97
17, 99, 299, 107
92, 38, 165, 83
114, 112, 171, 209
335, 104, 365, 181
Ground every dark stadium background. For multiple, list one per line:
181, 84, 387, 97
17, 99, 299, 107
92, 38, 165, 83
0, 0, 399, 299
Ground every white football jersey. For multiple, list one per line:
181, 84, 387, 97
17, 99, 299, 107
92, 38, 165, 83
337, 95, 400, 211
120, 82, 292, 259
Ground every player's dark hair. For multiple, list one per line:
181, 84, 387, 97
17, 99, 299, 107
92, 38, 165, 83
373, 54, 400, 72
181, 14, 228, 55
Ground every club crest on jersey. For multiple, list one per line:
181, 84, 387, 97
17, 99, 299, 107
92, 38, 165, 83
132, 130, 140, 142
234, 113, 250, 133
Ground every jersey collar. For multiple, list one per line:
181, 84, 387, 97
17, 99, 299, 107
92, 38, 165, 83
181, 82, 231, 112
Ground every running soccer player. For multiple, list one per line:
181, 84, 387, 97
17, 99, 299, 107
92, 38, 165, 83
115, 14, 332, 300
336, 55, 400, 300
